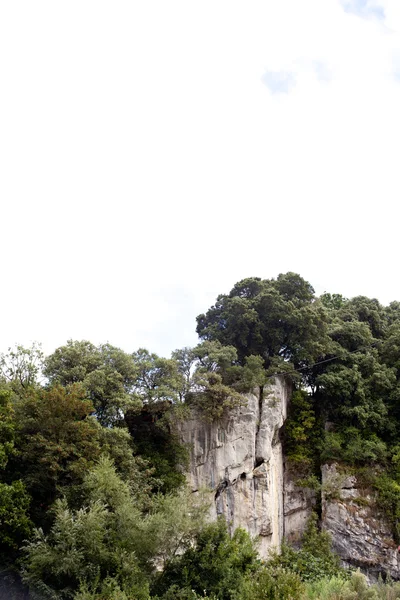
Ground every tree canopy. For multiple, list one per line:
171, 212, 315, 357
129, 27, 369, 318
3, 272, 400, 598
196, 273, 328, 370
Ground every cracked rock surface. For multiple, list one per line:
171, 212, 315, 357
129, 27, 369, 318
322, 463, 400, 581
178, 377, 290, 557
179, 384, 400, 577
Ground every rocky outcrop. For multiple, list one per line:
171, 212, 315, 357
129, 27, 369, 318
179, 383, 400, 578
284, 467, 316, 545
321, 463, 400, 581
178, 376, 290, 557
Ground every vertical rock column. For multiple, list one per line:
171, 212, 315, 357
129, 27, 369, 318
178, 376, 289, 558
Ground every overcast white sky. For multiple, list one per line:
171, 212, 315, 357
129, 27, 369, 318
1, 0, 400, 358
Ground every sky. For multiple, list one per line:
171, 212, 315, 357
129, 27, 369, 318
1, 0, 400, 358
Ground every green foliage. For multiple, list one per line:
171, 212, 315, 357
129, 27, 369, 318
196, 273, 328, 369
152, 517, 258, 600
22, 457, 149, 600
44, 340, 140, 426
174, 342, 270, 420
373, 473, 400, 542
76, 577, 140, 600
173, 341, 245, 420
0, 480, 32, 560
188, 371, 244, 421
320, 293, 348, 311
269, 514, 342, 583
139, 487, 210, 573
0, 387, 16, 470
22, 456, 209, 600
171, 347, 197, 400
284, 390, 320, 477
9, 384, 101, 524
239, 354, 270, 391
304, 570, 400, 600
132, 348, 183, 405
125, 404, 188, 493
0, 343, 44, 391
321, 429, 388, 465
238, 565, 305, 600
155, 586, 215, 600
96, 425, 157, 508
193, 340, 238, 375
345, 432, 388, 464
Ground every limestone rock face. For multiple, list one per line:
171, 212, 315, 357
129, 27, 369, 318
321, 463, 400, 581
179, 383, 400, 578
178, 377, 290, 558
284, 467, 316, 545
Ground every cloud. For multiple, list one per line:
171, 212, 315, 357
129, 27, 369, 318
393, 50, 400, 81
261, 70, 296, 94
340, 0, 385, 19
312, 61, 333, 82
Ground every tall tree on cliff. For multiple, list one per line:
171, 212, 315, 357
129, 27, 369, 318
196, 273, 329, 372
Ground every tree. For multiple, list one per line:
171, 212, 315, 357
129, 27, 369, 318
239, 566, 304, 600
268, 513, 342, 583
96, 425, 157, 509
0, 343, 44, 392
171, 347, 197, 400
0, 480, 32, 561
172, 342, 270, 420
9, 384, 101, 524
44, 341, 140, 426
125, 402, 188, 494
22, 457, 208, 600
0, 387, 16, 470
196, 273, 328, 372
0, 387, 32, 562
131, 349, 183, 405
284, 389, 320, 477
136, 488, 210, 574
152, 517, 258, 600
320, 293, 348, 311
22, 457, 149, 600
187, 371, 243, 421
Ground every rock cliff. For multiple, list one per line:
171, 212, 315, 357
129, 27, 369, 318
179, 378, 400, 577
322, 463, 400, 581
179, 376, 290, 557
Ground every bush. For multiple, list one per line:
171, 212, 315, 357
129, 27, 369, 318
268, 514, 342, 583
284, 390, 321, 478
373, 473, 400, 542
0, 480, 32, 561
155, 585, 216, 599
152, 518, 258, 600
21, 457, 150, 600
304, 575, 349, 600
305, 570, 400, 600
238, 565, 304, 600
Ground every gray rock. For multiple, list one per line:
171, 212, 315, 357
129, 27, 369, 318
178, 377, 290, 557
321, 463, 400, 580
178, 382, 400, 579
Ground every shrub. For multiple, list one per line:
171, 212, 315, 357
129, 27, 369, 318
238, 565, 304, 600
268, 514, 342, 583
152, 518, 258, 600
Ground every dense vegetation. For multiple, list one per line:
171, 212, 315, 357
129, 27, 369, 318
3, 272, 400, 598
